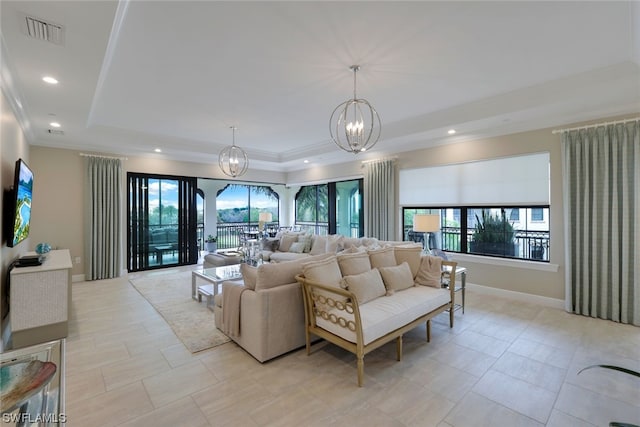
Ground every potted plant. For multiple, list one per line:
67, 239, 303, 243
205, 235, 217, 253
469, 210, 517, 256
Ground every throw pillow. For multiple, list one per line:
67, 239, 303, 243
301, 256, 343, 286
368, 246, 396, 269
337, 251, 372, 276
279, 233, 299, 252
394, 244, 423, 278
254, 253, 332, 291
379, 262, 414, 292
241, 263, 258, 290
297, 233, 313, 253
289, 241, 306, 253
415, 255, 443, 288
260, 237, 279, 252
309, 235, 327, 255
342, 237, 363, 249
325, 234, 344, 253
341, 268, 385, 304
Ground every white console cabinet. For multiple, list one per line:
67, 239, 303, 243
9, 249, 72, 349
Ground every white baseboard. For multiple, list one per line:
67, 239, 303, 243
466, 282, 565, 309
72, 274, 85, 283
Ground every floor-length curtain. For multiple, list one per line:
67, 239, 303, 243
562, 120, 639, 325
85, 157, 122, 280
364, 159, 396, 240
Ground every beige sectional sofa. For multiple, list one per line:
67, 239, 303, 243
213, 239, 453, 371
213, 253, 333, 362
260, 231, 395, 262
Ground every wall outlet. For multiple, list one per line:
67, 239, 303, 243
74, 257, 81, 264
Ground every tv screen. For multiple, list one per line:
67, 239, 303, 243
8, 159, 33, 248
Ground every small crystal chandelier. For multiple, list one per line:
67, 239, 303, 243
330, 65, 381, 153
218, 126, 248, 178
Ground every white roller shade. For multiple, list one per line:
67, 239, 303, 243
399, 153, 549, 206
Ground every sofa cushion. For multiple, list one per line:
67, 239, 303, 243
394, 244, 423, 278
368, 246, 396, 269
316, 286, 451, 345
255, 253, 331, 290
337, 251, 372, 277
379, 262, 414, 293
269, 251, 310, 263
279, 233, 299, 252
241, 263, 258, 290
415, 255, 443, 288
341, 268, 386, 304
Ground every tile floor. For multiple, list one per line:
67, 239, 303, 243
63, 265, 639, 426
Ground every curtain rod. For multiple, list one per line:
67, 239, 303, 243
80, 153, 128, 160
552, 117, 639, 134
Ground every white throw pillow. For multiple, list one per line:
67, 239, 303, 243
341, 268, 386, 304
337, 251, 372, 276
279, 233, 299, 252
394, 244, 423, 278
301, 256, 346, 306
309, 235, 327, 255
325, 234, 344, 253
368, 246, 396, 269
379, 262, 415, 292
415, 255, 443, 288
289, 241, 306, 253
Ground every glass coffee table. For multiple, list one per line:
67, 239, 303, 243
191, 264, 243, 309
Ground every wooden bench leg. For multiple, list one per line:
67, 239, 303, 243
449, 303, 454, 328
426, 320, 431, 342
357, 355, 364, 387
396, 335, 403, 361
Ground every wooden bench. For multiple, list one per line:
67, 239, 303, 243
295, 260, 456, 386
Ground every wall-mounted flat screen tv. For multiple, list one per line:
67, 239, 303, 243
8, 159, 34, 248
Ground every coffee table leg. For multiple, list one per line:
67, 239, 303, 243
191, 272, 197, 300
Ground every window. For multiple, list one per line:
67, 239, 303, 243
295, 184, 328, 234
402, 206, 550, 262
531, 208, 543, 221
295, 179, 363, 236
216, 184, 279, 249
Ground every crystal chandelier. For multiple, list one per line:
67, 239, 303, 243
218, 126, 248, 178
329, 65, 381, 153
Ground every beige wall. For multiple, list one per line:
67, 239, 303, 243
1, 90, 31, 325
395, 128, 566, 300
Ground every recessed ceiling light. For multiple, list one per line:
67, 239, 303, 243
49, 122, 61, 128
303, 159, 309, 164
154, 148, 162, 153
448, 129, 456, 135
42, 76, 58, 84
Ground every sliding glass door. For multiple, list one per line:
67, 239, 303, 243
127, 173, 199, 271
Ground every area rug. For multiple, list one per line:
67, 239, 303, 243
129, 269, 230, 353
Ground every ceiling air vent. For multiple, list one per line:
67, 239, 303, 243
24, 16, 65, 45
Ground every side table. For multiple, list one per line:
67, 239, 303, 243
442, 266, 466, 313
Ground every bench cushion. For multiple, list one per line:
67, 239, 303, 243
315, 286, 450, 345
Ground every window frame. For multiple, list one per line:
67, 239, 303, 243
402, 205, 550, 262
